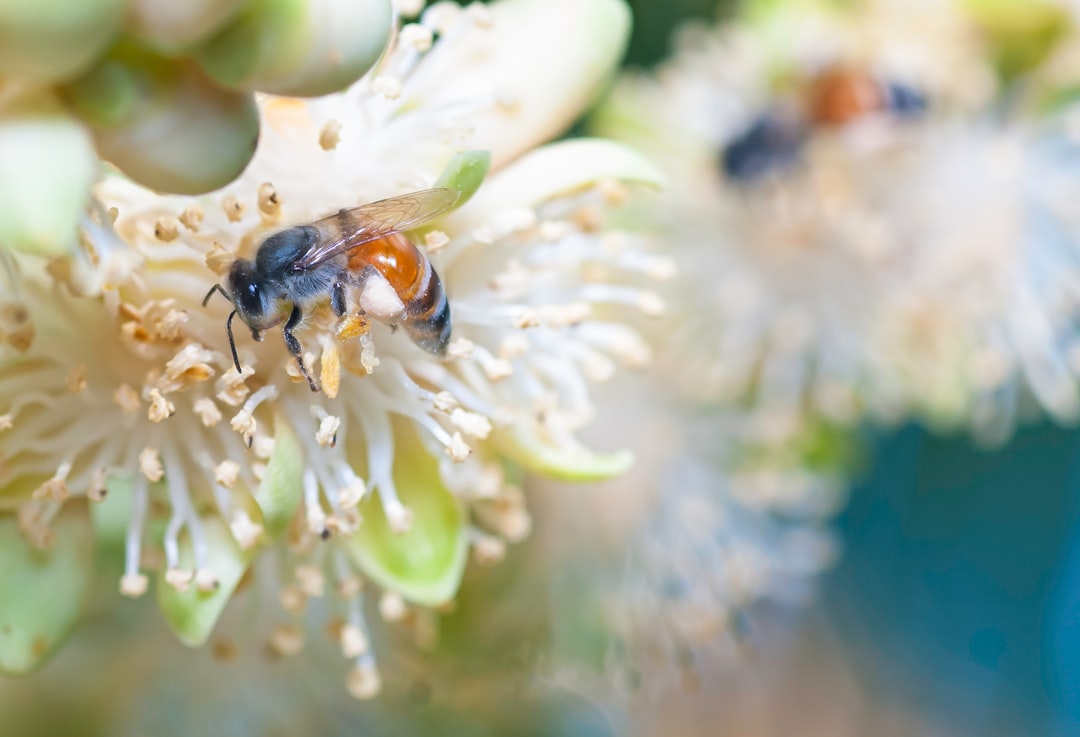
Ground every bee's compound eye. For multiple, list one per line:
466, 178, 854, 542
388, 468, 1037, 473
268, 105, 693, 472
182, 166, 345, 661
229, 261, 264, 321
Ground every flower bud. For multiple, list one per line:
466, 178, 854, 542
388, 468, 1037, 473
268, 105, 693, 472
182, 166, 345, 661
195, 0, 393, 97
0, 0, 125, 82
0, 90, 96, 256
126, 0, 249, 54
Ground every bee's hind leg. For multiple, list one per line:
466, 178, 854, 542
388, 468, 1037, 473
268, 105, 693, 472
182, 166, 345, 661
283, 304, 318, 392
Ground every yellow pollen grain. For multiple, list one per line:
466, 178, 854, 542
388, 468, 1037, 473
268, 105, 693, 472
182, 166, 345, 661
33, 477, 68, 502
154, 216, 180, 242
63, 365, 87, 393
7, 323, 34, 352
318, 119, 342, 150
279, 584, 307, 615
372, 75, 402, 100
147, 388, 176, 423
258, 182, 281, 220
379, 591, 406, 622
335, 575, 363, 600
165, 568, 194, 592
113, 384, 141, 413
139, 447, 164, 482
346, 664, 382, 701
0, 414, 12, 431
214, 460, 240, 488
87, 468, 108, 502
193, 397, 223, 427
222, 195, 246, 223
424, 230, 450, 253
205, 242, 233, 276
316, 414, 341, 448
269, 624, 305, 657
320, 344, 342, 399
295, 565, 325, 598
119, 573, 149, 598
229, 510, 264, 551
336, 315, 369, 341
340, 623, 369, 658
447, 432, 472, 462
179, 204, 204, 232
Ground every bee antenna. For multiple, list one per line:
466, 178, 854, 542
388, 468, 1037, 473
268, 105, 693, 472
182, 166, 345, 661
226, 310, 242, 374
203, 283, 233, 308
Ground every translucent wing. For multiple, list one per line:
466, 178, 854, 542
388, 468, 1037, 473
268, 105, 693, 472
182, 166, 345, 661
292, 188, 460, 271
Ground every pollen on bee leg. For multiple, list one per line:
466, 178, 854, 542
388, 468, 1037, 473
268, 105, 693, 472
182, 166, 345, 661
320, 342, 342, 399
336, 314, 369, 341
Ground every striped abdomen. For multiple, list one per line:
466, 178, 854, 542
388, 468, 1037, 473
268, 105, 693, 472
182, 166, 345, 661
346, 232, 451, 355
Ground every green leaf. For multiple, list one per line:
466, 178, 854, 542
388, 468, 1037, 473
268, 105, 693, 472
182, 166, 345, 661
0, 506, 93, 674
344, 435, 467, 607
253, 411, 303, 539
157, 517, 252, 647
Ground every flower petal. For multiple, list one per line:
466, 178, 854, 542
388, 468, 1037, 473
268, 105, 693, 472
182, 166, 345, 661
0, 91, 96, 257
0, 506, 93, 674
498, 425, 635, 483
253, 411, 304, 539
157, 517, 252, 647
434, 150, 492, 209
449, 138, 664, 228
406, 0, 631, 168
344, 434, 467, 607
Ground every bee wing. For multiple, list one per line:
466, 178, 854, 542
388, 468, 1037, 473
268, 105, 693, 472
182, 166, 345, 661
292, 188, 460, 271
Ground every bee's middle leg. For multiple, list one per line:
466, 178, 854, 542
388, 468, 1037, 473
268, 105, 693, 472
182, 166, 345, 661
283, 304, 318, 392
331, 281, 347, 318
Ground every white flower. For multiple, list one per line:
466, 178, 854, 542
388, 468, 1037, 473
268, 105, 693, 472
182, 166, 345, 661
0, 0, 667, 690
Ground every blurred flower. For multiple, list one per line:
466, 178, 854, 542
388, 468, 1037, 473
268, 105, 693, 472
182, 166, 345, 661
0, 0, 396, 260
0, 0, 664, 694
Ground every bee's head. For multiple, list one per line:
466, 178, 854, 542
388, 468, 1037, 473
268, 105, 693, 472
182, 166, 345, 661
226, 259, 270, 330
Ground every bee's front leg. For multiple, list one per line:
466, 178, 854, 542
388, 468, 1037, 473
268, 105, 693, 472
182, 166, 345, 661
283, 304, 318, 392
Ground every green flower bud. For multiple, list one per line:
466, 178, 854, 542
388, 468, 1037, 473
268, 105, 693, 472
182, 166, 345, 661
195, 0, 393, 97
63, 45, 259, 195
0, 0, 125, 83
0, 506, 93, 674
126, 0, 249, 54
0, 90, 95, 256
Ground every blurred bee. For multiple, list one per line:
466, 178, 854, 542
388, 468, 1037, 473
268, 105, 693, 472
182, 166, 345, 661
204, 187, 460, 392
722, 65, 927, 183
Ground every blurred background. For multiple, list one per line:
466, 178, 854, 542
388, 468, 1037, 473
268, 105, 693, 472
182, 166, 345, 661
6, 1, 1080, 736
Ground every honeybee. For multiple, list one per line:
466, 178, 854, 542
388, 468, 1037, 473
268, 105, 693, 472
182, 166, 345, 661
204, 187, 460, 392
722, 66, 926, 183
